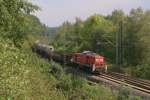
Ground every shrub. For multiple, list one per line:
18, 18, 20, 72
0, 37, 66, 99
117, 87, 141, 100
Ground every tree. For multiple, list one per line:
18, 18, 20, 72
107, 9, 125, 24
0, 0, 40, 46
81, 14, 116, 62
125, 8, 146, 65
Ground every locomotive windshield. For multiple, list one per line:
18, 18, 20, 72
82, 51, 96, 55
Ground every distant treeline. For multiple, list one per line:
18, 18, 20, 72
53, 8, 150, 79
47, 27, 58, 37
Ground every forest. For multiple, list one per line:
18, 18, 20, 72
53, 8, 150, 79
0, 0, 149, 100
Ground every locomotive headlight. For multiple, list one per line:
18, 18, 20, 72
99, 58, 104, 62
96, 59, 99, 62
96, 58, 104, 63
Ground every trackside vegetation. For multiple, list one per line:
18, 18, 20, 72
0, 37, 142, 99
0, 0, 148, 99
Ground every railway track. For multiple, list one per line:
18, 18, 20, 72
98, 72, 150, 95
65, 64, 150, 98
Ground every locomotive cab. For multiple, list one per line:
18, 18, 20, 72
93, 56, 107, 72
72, 51, 107, 73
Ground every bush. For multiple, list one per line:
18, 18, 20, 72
0, 37, 66, 99
49, 61, 64, 79
48, 61, 117, 100
134, 64, 150, 79
117, 87, 141, 100
123, 64, 150, 80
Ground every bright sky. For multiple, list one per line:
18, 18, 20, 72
30, 0, 150, 27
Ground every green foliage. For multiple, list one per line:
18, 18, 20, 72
26, 15, 48, 36
0, 0, 40, 46
55, 14, 116, 63
0, 37, 66, 99
49, 62, 141, 100
123, 64, 150, 80
49, 62, 117, 100
117, 87, 141, 100
49, 62, 86, 92
54, 8, 150, 79
47, 27, 58, 38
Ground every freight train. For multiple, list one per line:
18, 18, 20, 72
32, 41, 107, 73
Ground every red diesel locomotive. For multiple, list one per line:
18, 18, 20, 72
72, 51, 107, 72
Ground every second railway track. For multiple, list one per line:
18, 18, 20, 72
98, 72, 150, 95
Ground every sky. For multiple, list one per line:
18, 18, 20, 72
30, 0, 150, 27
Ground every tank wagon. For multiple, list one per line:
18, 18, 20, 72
32, 41, 54, 59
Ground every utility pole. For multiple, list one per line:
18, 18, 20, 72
116, 21, 124, 71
